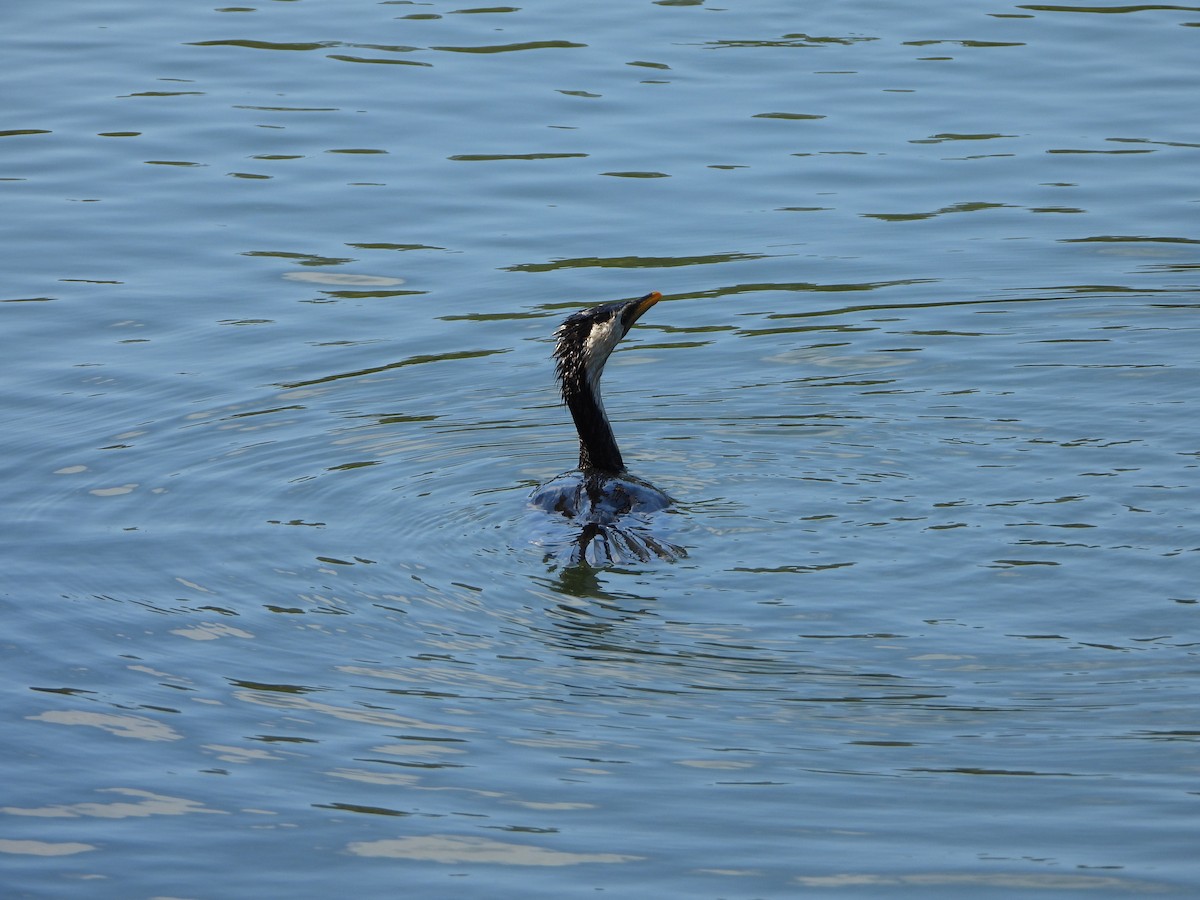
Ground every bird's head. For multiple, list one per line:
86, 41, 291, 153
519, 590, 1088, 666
553, 291, 661, 398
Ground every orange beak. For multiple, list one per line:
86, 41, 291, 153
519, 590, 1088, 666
629, 291, 662, 323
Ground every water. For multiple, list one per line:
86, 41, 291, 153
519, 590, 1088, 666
3, 0, 1198, 896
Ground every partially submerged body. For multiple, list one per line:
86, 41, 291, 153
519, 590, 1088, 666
531, 470, 671, 523
530, 470, 683, 565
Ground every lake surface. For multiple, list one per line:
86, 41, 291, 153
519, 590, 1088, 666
3, 0, 1198, 897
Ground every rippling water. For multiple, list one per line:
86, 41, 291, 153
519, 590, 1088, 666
3, 1, 1198, 897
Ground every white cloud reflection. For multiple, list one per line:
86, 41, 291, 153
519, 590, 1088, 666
2, 788, 224, 819
347, 835, 641, 867
27, 711, 181, 742
0, 839, 96, 856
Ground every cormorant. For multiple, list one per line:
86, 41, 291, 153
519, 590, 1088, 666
529, 292, 683, 564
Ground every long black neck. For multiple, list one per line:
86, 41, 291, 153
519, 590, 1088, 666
566, 382, 624, 474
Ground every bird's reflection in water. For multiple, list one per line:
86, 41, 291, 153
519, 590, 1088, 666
529, 569, 661, 660
529, 292, 687, 567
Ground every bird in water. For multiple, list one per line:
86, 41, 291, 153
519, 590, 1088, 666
530, 291, 684, 565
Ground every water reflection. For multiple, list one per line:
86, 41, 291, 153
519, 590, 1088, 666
523, 574, 942, 708
347, 834, 640, 865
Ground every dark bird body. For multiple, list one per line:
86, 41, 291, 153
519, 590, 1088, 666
529, 292, 683, 564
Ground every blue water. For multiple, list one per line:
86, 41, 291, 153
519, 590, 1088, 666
3, 1, 1199, 897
